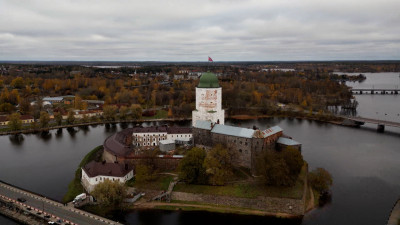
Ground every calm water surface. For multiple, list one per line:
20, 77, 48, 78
1, 73, 400, 225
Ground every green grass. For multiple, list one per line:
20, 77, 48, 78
62, 145, 103, 203
175, 164, 307, 199
134, 175, 174, 190
143, 110, 168, 119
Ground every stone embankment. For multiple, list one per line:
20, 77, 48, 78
171, 192, 305, 216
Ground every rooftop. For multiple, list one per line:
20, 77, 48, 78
259, 126, 283, 138
198, 72, 219, 88
82, 161, 132, 178
212, 124, 255, 138
277, 137, 301, 146
194, 120, 212, 130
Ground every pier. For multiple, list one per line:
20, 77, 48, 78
0, 180, 122, 225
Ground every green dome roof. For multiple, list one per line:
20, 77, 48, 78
198, 72, 219, 88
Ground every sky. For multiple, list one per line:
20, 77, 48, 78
0, 0, 399, 61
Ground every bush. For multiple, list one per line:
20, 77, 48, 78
308, 168, 333, 193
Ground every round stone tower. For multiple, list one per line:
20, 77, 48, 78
192, 72, 225, 126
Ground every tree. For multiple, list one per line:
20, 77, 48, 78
203, 144, 232, 185
281, 147, 304, 179
258, 152, 292, 186
308, 168, 333, 193
54, 112, 63, 126
119, 106, 129, 120
258, 148, 303, 187
66, 110, 75, 124
10, 77, 24, 89
130, 104, 142, 120
178, 147, 207, 184
103, 105, 118, 121
39, 111, 50, 128
135, 164, 154, 183
8, 113, 22, 131
91, 179, 127, 208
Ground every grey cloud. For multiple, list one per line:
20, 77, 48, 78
0, 0, 399, 60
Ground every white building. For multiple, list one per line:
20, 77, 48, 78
132, 127, 192, 147
81, 161, 134, 193
192, 72, 225, 126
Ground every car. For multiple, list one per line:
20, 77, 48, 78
17, 197, 26, 202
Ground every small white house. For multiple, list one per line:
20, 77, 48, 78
81, 161, 134, 193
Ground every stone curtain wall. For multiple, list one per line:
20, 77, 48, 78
171, 191, 305, 216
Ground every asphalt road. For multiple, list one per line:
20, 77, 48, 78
0, 182, 121, 225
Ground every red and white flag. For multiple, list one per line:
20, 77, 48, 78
208, 56, 213, 62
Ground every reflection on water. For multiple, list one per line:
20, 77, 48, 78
8, 134, 24, 146
0, 117, 399, 225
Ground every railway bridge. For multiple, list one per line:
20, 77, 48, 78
350, 88, 400, 95
342, 116, 400, 132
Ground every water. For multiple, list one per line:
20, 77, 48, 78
341, 72, 400, 123
1, 73, 400, 224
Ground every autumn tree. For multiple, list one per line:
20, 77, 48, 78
258, 148, 304, 187
66, 110, 75, 124
130, 104, 142, 120
119, 106, 129, 120
7, 113, 22, 131
103, 105, 118, 121
54, 112, 63, 125
91, 179, 127, 208
308, 168, 333, 193
10, 77, 24, 89
178, 147, 208, 184
135, 164, 154, 183
203, 144, 233, 185
39, 111, 50, 128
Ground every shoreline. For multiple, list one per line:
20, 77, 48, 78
0, 114, 345, 136
132, 201, 303, 218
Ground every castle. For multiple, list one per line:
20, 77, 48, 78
100, 72, 301, 172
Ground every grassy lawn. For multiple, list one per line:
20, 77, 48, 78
174, 164, 307, 199
62, 145, 103, 203
134, 175, 174, 191
143, 110, 168, 119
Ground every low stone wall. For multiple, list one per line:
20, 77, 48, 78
171, 192, 305, 216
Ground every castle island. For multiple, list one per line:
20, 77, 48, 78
81, 72, 311, 217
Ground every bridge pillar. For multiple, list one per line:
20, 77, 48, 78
360, 91, 363, 94
377, 124, 385, 132
371, 90, 374, 94
395, 91, 398, 95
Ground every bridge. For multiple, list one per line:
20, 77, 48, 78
342, 116, 400, 132
350, 88, 400, 95
0, 180, 123, 225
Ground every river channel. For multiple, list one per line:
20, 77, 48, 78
1, 73, 399, 225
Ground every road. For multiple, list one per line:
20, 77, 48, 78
0, 182, 122, 225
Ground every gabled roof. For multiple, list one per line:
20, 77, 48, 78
193, 120, 212, 130
211, 124, 255, 138
277, 137, 301, 146
259, 126, 283, 138
82, 161, 132, 178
